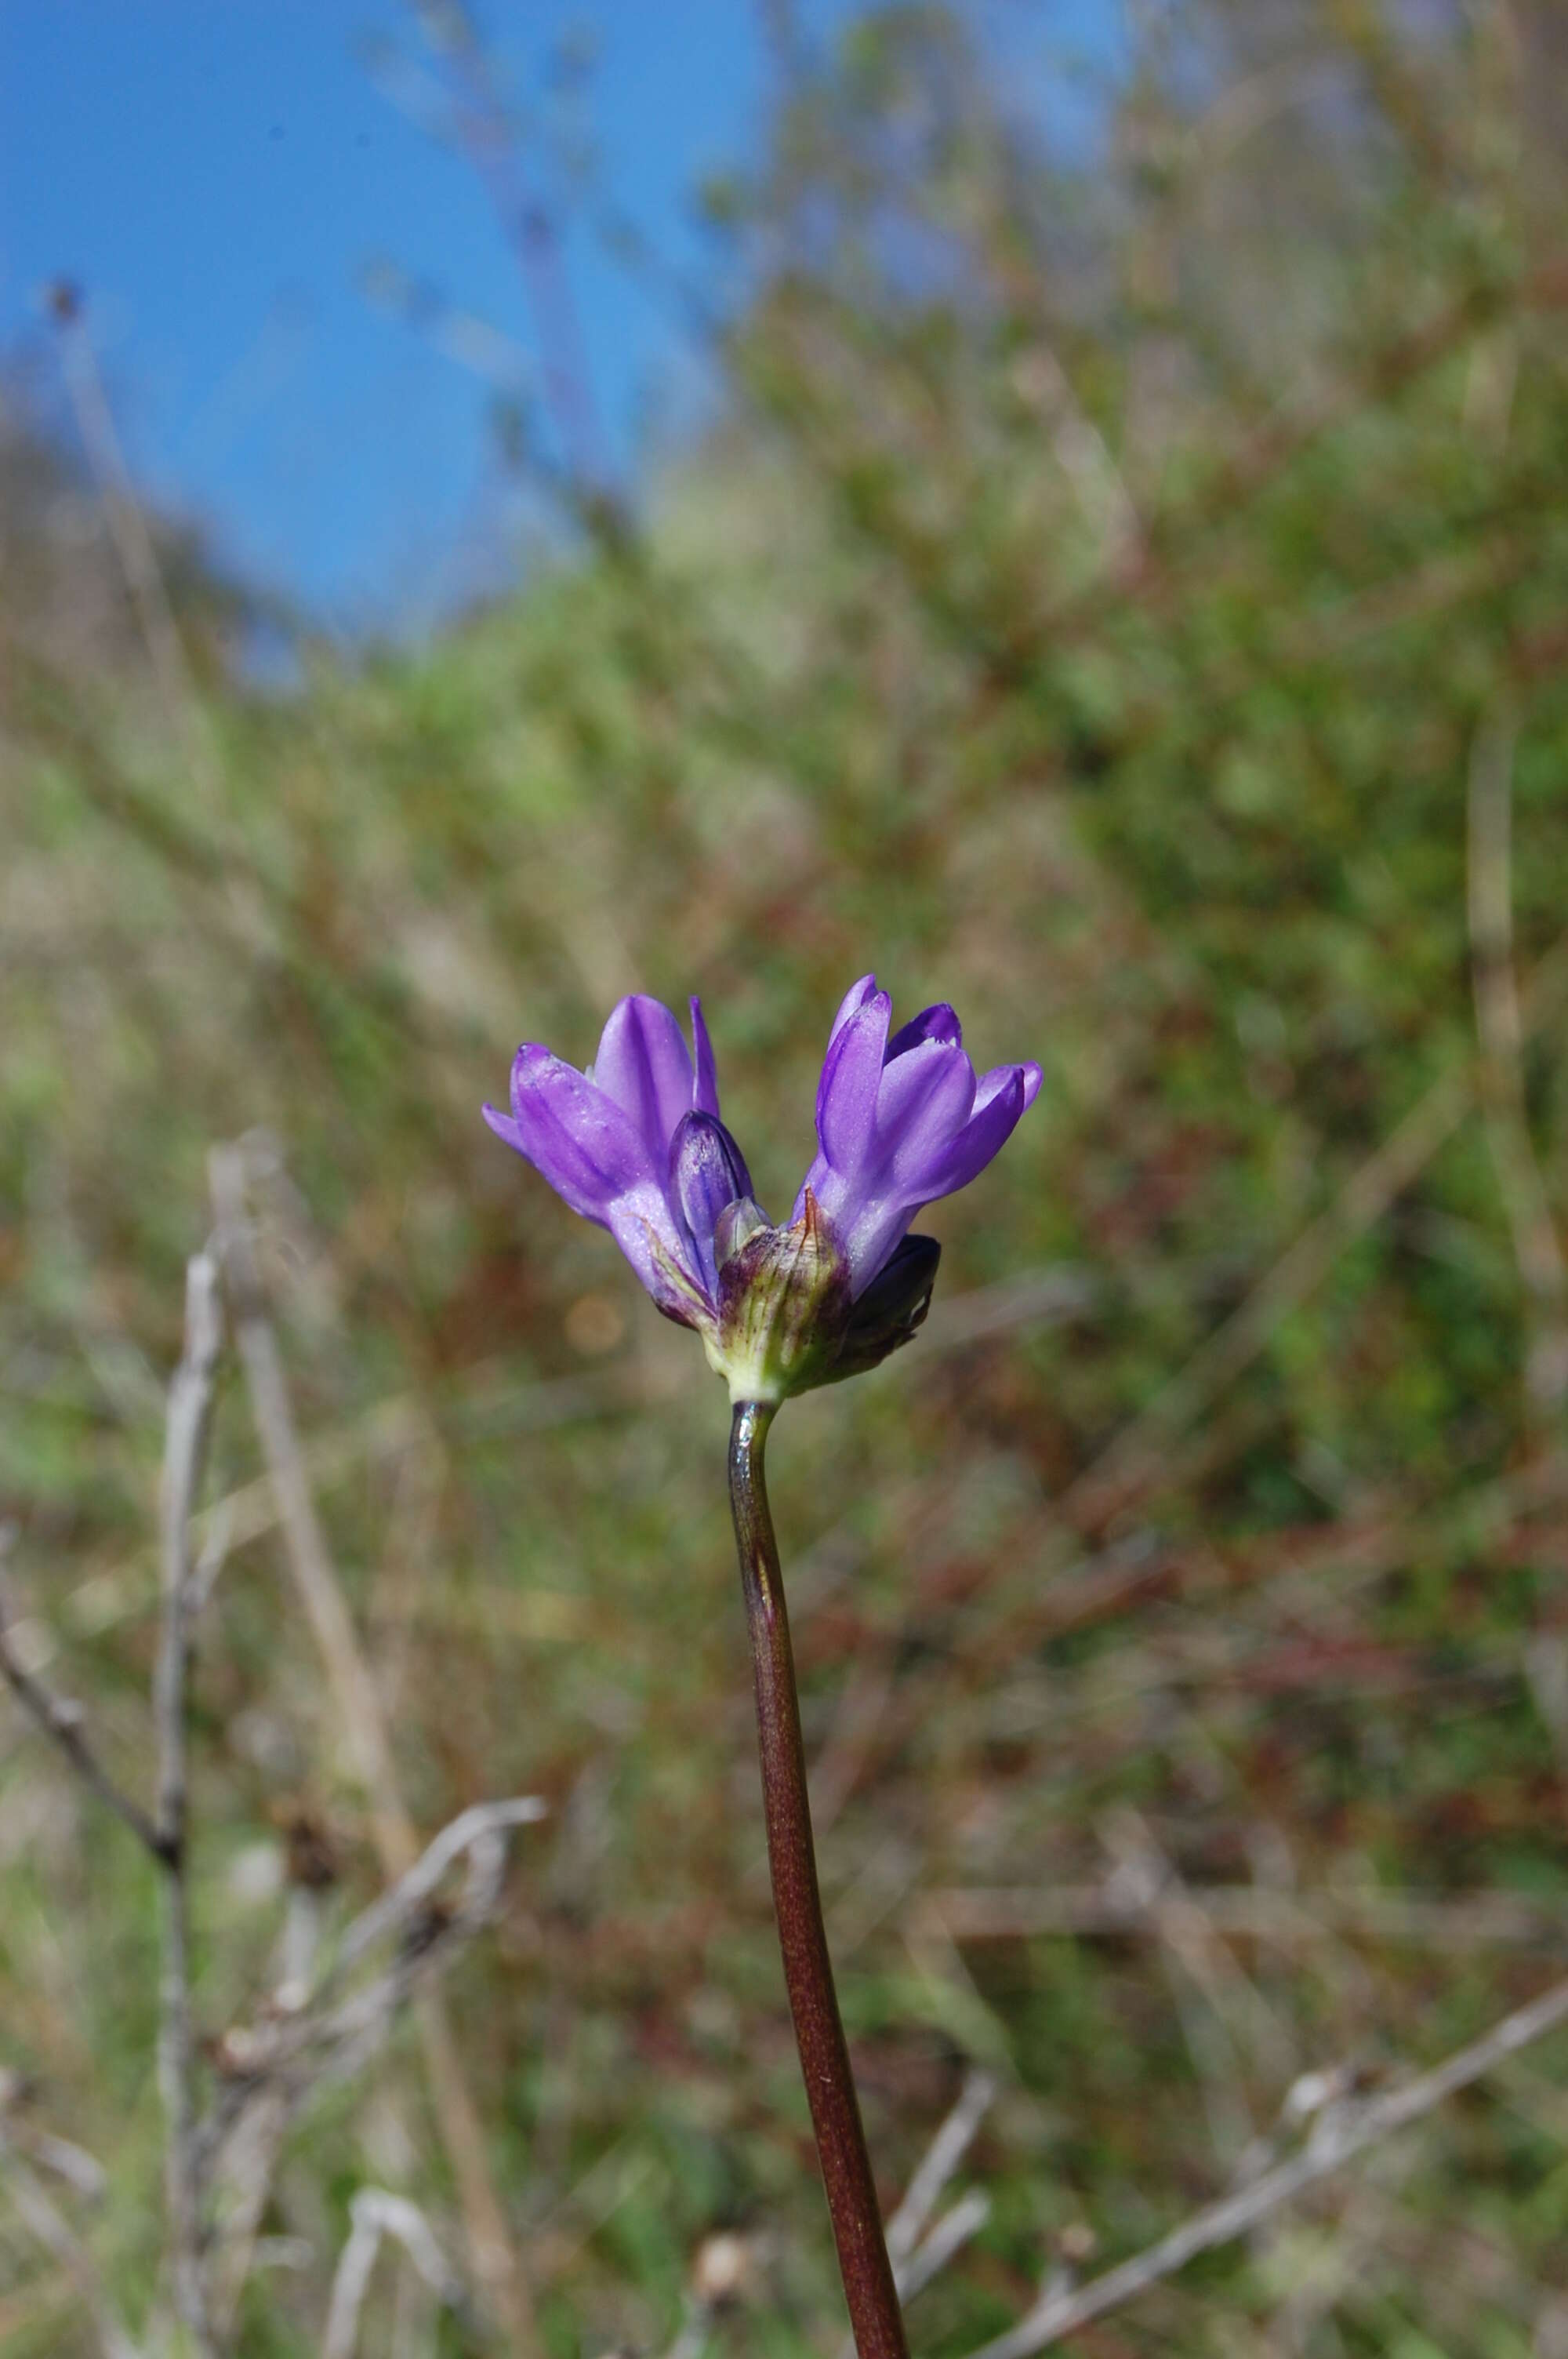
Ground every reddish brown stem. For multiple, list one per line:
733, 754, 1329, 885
728, 1400, 909, 2359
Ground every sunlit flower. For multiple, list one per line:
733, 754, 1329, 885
485, 976, 1040, 1403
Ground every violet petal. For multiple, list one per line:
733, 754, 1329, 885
590, 995, 696, 1160
602, 1192, 710, 1323
870, 1037, 978, 1183
885, 1002, 963, 1061
827, 973, 881, 1045
815, 987, 892, 1171
904, 1061, 1041, 1198
501, 1045, 658, 1219
835, 1194, 921, 1301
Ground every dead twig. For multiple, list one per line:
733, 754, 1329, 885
407, 0, 617, 514
886, 2070, 996, 2271
0, 2122, 142, 2359
921, 1880, 1568, 1956
154, 1252, 225, 2357
0, 1550, 167, 1860
897, 2190, 992, 2305
209, 1140, 541, 2354
964, 1972, 1568, 2357
206, 1793, 542, 2140
327, 1796, 547, 1986
321, 2187, 469, 2359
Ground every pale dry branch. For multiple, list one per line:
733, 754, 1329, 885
886, 2070, 996, 2268
2, 1255, 223, 2350
0, 2125, 142, 2359
964, 1972, 1568, 2357
208, 1874, 325, 2337
155, 1251, 224, 2358
321, 2187, 468, 2359
897, 2190, 992, 2304
0, 1553, 166, 1859
206, 1791, 539, 2145
831, 2070, 999, 2355
9, 2125, 109, 2205
920, 1879, 1568, 1955
209, 1140, 542, 2354
329, 1796, 547, 1984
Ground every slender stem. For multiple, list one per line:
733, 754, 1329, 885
728, 1401, 909, 2359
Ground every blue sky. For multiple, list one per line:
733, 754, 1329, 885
2, 2, 1116, 634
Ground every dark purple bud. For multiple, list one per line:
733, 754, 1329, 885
671, 1110, 753, 1293
827, 1234, 941, 1383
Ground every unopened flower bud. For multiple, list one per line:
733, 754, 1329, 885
826, 1233, 941, 1385
713, 1193, 768, 1267
670, 1110, 753, 1293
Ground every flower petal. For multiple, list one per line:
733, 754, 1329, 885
835, 1192, 920, 1299
905, 1061, 1041, 1199
690, 996, 720, 1117
815, 987, 892, 1172
870, 1037, 977, 1183
885, 1002, 962, 1061
498, 1054, 707, 1314
481, 1102, 528, 1157
602, 1192, 710, 1323
501, 1045, 659, 1219
590, 995, 695, 1158
828, 973, 881, 1045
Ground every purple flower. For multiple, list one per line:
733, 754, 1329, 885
795, 975, 1042, 1300
486, 976, 1040, 1401
482, 994, 749, 1328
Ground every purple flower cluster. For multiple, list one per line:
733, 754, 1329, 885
485, 977, 1040, 1401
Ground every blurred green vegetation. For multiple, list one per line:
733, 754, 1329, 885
5, 3, 1568, 2353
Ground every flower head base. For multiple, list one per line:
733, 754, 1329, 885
706, 1189, 851, 1401
485, 976, 1039, 1405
